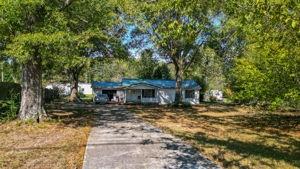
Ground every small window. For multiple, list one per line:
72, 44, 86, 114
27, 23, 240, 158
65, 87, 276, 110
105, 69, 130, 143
185, 90, 195, 99
142, 89, 155, 98
128, 90, 139, 95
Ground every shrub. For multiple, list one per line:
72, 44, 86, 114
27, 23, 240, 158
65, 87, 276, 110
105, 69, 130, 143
0, 95, 19, 122
209, 95, 217, 102
0, 82, 21, 101
44, 88, 60, 103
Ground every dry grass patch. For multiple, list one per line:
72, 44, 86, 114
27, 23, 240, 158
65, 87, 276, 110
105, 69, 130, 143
129, 104, 300, 169
0, 104, 97, 169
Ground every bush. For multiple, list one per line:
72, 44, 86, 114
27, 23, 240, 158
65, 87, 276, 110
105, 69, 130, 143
0, 82, 61, 121
0, 82, 21, 101
0, 95, 19, 122
44, 88, 60, 103
209, 95, 218, 102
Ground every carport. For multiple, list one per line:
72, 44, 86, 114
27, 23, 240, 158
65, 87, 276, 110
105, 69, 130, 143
102, 90, 117, 101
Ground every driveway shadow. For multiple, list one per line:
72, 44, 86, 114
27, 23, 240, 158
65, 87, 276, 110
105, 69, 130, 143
80, 104, 220, 169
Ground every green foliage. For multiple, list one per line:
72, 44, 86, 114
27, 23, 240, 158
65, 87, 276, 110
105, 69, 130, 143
120, 0, 220, 103
0, 82, 21, 100
186, 47, 225, 92
227, 0, 300, 109
44, 88, 60, 103
136, 49, 172, 79
153, 63, 172, 80
0, 81, 20, 122
88, 58, 138, 82
137, 49, 157, 79
0, 58, 20, 83
0, 0, 120, 66
0, 92, 20, 122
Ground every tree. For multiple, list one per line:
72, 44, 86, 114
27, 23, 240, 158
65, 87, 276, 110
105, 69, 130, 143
0, 0, 119, 121
153, 63, 171, 80
0, 57, 20, 83
186, 47, 225, 92
225, 1, 300, 108
121, 0, 219, 105
137, 49, 158, 79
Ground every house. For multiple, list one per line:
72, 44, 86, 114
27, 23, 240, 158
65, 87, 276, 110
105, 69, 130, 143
46, 83, 93, 95
92, 78, 201, 105
78, 83, 93, 95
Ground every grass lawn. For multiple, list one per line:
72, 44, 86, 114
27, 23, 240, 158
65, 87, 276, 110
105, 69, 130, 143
0, 103, 97, 169
129, 104, 300, 169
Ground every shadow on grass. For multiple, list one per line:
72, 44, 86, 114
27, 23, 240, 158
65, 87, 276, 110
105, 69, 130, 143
232, 113, 300, 132
130, 104, 300, 134
178, 132, 300, 169
128, 104, 300, 168
46, 103, 135, 128
46, 103, 100, 128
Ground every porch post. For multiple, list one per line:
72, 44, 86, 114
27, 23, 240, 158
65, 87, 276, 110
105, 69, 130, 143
124, 89, 127, 104
140, 89, 143, 103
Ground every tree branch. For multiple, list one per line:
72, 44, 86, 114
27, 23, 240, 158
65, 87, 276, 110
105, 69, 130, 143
61, 0, 75, 11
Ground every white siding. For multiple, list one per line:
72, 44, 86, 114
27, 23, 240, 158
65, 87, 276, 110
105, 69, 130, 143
93, 87, 200, 105
79, 83, 93, 95
126, 89, 141, 102
141, 90, 159, 103
157, 89, 175, 105
117, 90, 125, 102
141, 97, 159, 103
125, 85, 157, 103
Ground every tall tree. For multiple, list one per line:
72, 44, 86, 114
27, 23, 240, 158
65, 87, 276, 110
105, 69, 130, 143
153, 63, 171, 80
0, 0, 119, 121
121, 0, 219, 105
137, 49, 158, 79
225, 1, 300, 108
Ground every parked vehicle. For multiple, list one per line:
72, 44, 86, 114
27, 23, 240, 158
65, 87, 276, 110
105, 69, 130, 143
93, 94, 109, 104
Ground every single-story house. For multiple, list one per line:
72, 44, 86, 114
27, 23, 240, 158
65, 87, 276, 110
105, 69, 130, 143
92, 78, 201, 105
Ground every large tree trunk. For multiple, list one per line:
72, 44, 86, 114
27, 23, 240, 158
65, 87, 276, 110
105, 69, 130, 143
174, 63, 183, 106
69, 75, 80, 102
19, 55, 46, 122
68, 66, 83, 102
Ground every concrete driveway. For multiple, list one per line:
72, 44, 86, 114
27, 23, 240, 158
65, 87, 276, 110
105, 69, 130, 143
82, 105, 219, 169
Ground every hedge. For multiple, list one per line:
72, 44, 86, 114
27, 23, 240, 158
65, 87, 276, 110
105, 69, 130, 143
0, 82, 21, 101
0, 82, 60, 103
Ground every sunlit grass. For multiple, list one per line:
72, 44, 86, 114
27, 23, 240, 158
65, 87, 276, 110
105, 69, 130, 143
129, 104, 300, 169
0, 105, 96, 169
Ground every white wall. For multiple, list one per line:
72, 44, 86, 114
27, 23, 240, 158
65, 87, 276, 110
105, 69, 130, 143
78, 83, 93, 95
46, 83, 71, 95
125, 89, 141, 102
92, 87, 200, 105
47, 83, 93, 95
141, 89, 159, 104
157, 89, 175, 105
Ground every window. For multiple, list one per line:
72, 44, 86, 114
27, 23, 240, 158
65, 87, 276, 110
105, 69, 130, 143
128, 90, 139, 95
185, 90, 195, 99
142, 89, 155, 98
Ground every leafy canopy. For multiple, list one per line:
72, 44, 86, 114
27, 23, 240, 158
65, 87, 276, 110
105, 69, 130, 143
0, 0, 118, 64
